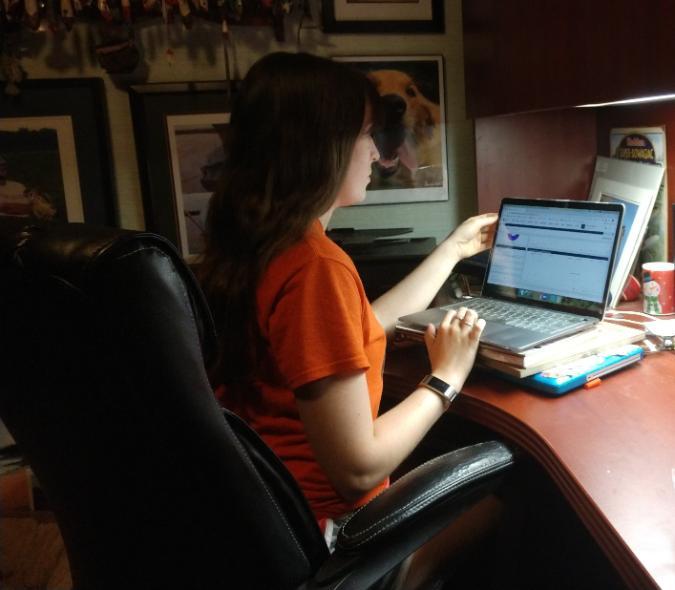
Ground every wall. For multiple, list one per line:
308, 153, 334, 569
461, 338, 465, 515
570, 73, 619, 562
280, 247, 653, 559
15, 0, 477, 243
474, 109, 598, 213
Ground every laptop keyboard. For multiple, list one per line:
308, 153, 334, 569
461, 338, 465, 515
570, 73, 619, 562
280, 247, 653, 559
447, 298, 584, 334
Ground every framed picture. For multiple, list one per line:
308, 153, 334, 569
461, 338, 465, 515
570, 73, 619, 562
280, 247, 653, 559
322, 0, 444, 33
128, 82, 234, 259
334, 55, 448, 205
0, 79, 116, 225
166, 113, 230, 261
609, 126, 668, 262
588, 155, 664, 308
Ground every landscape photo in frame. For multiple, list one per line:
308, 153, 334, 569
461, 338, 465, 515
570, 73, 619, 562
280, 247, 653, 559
0, 116, 84, 222
166, 112, 231, 260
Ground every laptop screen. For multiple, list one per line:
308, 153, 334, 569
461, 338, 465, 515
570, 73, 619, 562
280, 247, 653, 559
482, 198, 624, 318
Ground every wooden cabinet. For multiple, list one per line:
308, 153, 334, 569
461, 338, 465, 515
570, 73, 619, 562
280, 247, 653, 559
463, 0, 675, 118
462, 0, 675, 257
343, 238, 436, 300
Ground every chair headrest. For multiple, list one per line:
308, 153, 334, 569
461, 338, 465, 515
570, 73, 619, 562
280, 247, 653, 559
1, 217, 163, 284
0, 216, 217, 364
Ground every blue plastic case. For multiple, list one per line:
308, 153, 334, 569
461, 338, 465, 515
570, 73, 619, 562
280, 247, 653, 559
507, 344, 644, 396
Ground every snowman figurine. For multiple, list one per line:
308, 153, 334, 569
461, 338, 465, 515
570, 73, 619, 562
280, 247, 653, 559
643, 277, 662, 315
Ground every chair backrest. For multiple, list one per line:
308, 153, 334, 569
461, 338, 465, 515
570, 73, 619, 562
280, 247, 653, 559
0, 218, 328, 589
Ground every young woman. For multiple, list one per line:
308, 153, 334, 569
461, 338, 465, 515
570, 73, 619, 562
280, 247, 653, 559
199, 51, 500, 589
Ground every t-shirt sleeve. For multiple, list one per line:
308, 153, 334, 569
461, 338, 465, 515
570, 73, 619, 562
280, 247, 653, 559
267, 257, 369, 390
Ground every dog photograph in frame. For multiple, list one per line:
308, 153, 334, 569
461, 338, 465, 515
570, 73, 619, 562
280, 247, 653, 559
334, 55, 448, 205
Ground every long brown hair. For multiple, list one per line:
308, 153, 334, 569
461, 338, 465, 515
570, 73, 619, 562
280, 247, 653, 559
199, 52, 378, 389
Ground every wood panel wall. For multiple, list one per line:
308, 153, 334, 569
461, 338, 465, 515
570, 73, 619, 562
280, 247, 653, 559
475, 109, 598, 213
463, 0, 675, 118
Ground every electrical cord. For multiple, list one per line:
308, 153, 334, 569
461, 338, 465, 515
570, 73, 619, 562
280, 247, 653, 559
605, 309, 675, 351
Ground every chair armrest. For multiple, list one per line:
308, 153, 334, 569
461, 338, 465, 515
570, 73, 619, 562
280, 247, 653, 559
305, 440, 514, 590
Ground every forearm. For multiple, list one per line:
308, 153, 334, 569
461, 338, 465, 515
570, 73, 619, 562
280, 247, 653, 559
296, 373, 448, 502
372, 238, 460, 336
371, 384, 447, 468
333, 386, 447, 501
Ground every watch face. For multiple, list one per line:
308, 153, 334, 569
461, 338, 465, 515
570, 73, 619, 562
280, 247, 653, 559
425, 375, 450, 394
420, 374, 459, 406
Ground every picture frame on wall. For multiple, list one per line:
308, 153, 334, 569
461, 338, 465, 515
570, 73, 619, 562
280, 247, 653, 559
0, 78, 116, 225
322, 0, 444, 33
166, 113, 230, 261
128, 82, 234, 259
334, 55, 448, 205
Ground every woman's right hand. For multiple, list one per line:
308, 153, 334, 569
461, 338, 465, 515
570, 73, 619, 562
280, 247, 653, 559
423, 307, 485, 391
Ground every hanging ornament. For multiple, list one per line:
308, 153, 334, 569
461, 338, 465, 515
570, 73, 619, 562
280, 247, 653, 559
97, 0, 113, 22
161, 0, 176, 24
271, 0, 285, 42
4, 0, 22, 23
226, 0, 241, 22
142, 0, 158, 15
60, 0, 75, 30
216, 0, 228, 39
23, 0, 41, 30
0, 21, 24, 96
95, 24, 140, 73
176, 0, 192, 28
190, 0, 207, 15
1, 57, 24, 96
44, 0, 60, 32
120, 0, 132, 22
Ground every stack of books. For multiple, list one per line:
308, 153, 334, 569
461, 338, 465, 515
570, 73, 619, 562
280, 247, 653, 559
478, 321, 646, 394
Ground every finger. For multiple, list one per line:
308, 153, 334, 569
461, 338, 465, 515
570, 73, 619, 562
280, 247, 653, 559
471, 318, 486, 339
477, 212, 498, 225
440, 309, 457, 329
471, 212, 498, 231
424, 323, 436, 350
455, 306, 468, 322
461, 309, 478, 329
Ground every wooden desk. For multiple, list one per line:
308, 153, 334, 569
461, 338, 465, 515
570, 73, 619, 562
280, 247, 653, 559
385, 345, 675, 590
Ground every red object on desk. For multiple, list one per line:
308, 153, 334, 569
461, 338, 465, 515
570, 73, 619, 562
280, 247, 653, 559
621, 275, 641, 302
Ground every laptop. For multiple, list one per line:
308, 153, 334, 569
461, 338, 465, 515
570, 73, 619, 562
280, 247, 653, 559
396, 198, 624, 352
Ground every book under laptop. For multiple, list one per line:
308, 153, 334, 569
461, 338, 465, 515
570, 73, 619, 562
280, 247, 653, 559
396, 198, 624, 352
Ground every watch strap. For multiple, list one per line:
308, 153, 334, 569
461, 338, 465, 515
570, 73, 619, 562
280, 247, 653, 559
418, 374, 459, 409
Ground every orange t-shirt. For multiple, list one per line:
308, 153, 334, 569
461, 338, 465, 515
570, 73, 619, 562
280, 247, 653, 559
217, 220, 388, 521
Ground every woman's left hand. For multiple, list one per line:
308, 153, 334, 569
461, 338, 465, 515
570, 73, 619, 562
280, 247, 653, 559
445, 212, 498, 261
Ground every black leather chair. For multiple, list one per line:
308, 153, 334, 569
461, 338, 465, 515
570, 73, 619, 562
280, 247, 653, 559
0, 217, 514, 590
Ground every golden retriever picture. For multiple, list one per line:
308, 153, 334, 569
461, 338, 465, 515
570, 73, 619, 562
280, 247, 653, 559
335, 56, 447, 204
367, 68, 443, 190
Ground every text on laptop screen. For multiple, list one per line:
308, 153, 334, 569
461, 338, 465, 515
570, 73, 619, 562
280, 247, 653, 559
484, 203, 622, 311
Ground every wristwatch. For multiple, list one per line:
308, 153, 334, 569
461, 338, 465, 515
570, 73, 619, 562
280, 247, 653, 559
418, 374, 459, 409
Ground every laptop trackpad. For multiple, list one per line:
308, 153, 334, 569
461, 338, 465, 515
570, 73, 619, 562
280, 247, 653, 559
480, 323, 551, 352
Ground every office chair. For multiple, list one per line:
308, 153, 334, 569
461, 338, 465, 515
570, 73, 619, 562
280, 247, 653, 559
0, 217, 514, 590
